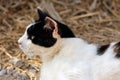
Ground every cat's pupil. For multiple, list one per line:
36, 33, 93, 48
31, 36, 35, 39
27, 35, 34, 40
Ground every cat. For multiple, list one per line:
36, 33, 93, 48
18, 8, 120, 80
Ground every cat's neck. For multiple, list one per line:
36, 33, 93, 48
40, 38, 88, 63
40, 38, 63, 62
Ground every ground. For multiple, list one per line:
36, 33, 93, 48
0, 0, 120, 80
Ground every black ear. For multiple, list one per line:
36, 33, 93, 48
37, 8, 46, 20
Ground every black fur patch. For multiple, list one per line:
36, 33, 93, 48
97, 44, 110, 55
27, 10, 75, 47
55, 20, 75, 38
36, 9, 75, 38
27, 22, 57, 47
114, 42, 120, 58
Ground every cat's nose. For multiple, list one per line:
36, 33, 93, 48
18, 40, 22, 45
18, 42, 22, 45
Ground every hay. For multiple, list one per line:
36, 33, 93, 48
0, 0, 120, 80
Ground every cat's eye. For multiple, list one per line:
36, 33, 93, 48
31, 36, 35, 40
27, 35, 35, 40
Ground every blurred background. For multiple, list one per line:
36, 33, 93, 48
0, 0, 120, 80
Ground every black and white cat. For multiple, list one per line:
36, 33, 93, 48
18, 8, 120, 80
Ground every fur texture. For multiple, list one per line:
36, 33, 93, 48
18, 9, 120, 80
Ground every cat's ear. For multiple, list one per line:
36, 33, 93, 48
45, 17, 59, 38
37, 8, 46, 20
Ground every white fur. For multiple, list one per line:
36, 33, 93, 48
18, 24, 120, 80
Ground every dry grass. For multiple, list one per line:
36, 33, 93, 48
0, 0, 120, 80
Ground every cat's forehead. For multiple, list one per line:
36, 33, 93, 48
26, 20, 45, 30
25, 23, 36, 37
26, 23, 35, 31
26, 22, 40, 33
26, 21, 46, 35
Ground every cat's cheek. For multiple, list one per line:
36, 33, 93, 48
24, 47, 38, 58
21, 44, 35, 58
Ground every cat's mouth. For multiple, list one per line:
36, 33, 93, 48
19, 44, 27, 50
19, 44, 38, 58
18, 44, 30, 56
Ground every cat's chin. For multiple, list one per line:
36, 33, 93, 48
19, 48, 35, 58
26, 55, 35, 59
23, 51, 37, 59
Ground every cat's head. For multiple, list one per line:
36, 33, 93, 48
18, 8, 75, 58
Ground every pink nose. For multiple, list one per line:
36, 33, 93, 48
18, 42, 22, 45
